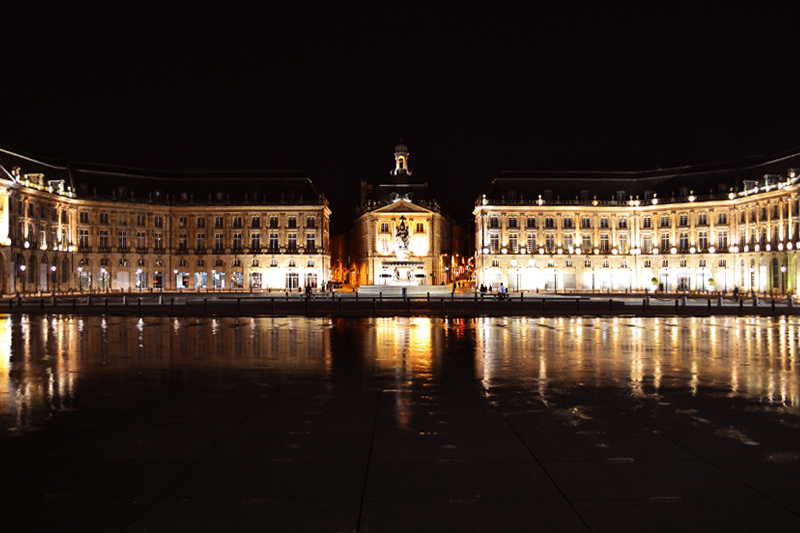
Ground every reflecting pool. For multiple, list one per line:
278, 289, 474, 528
1, 315, 798, 435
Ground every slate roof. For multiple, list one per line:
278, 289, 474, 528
0, 146, 327, 206
484, 149, 800, 204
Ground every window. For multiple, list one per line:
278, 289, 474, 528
79, 229, 89, 249
492, 259, 500, 267
563, 233, 573, 251
137, 231, 146, 249
563, 217, 574, 229
61, 211, 68, 224
118, 229, 128, 249
380, 222, 389, 232
137, 214, 145, 226
600, 218, 609, 229
490, 234, 499, 252
415, 222, 424, 233
618, 218, 627, 229
526, 217, 536, 229
233, 232, 242, 251
489, 216, 499, 228
644, 259, 651, 268
699, 259, 706, 267
178, 233, 187, 251
196, 233, 206, 250
697, 213, 708, 225
545, 233, 555, 251
154, 215, 163, 228
307, 259, 315, 267
288, 233, 297, 251
99, 229, 110, 249
251, 232, 260, 250
643, 235, 652, 253
584, 260, 592, 267
509, 234, 518, 252
620, 260, 628, 268
270, 259, 277, 267
251, 216, 260, 228
718, 212, 728, 224
306, 216, 315, 228
679, 214, 688, 226
508, 217, 518, 228
680, 259, 687, 267
600, 234, 609, 252
288, 259, 296, 268
80, 211, 89, 224
154, 232, 163, 250
233, 216, 242, 228
661, 216, 670, 228
545, 217, 555, 229
214, 216, 223, 229
679, 232, 689, 250
119, 213, 127, 226
719, 259, 727, 268
306, 234, 316, 251
270, 233, 279, 250
288, 216, 297, 229
661, 233, 670, 250
662, 259, 669, 267
179, 217, 187, 228
527, 233, 536, 250
270, 216, 279, 228
698, 231, 708, 250
581, 217, 591, 229
643, 216, 651, 228
214, 233, 224, 251
618, 234, 628, 252
100, 213, 109, 225
582, 234, 591, 250
602, 260, 609, 268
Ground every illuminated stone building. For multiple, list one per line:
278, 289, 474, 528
338, 142, 452, 287
474, 150, 800, 295
0, 147, 330, 294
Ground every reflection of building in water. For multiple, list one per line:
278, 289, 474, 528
360, 317, 442, 430
0, 316, 333, 433
475, 316, 800, 406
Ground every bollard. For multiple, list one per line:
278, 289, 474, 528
739, 299, 744, 312
40, 298, 44, 310
609, 299, 613, 312
88, 295, 93, 306
138, 298, 142, 313
171, 298, 174, 312
576, 298, 580, 313
642, 298, 646, 311
373, 297, 376, 312
427, 292, 430, 302
204, 298, 207, 311
442, 297, 445, 312
158, 294, 163, 305
105, 298, 109, 311
542, 298, 546, 314
123, 294, 127, 306
271, 297, 275, 312
717, 296, 723, 307
338, 294, 342, 311
675, 299, 679, 311
72, 299, 76, 310
707, 299, 711, 311
379, 292, 382, 301
752, 296, 759, 308
681, 296, 687, 307
237, 298, 241, 311
8, 300, 12, 310
789, 297, 794, 308
772, 300, 776, 312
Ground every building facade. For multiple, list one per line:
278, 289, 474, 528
0, 147, 331, 294
334, 143, 452, 287
474, 151, 800, 295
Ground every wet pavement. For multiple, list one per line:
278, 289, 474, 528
1, 315, 799, 532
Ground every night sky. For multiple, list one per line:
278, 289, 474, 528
4, 3, 800, 232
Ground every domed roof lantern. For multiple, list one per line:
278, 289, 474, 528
391, 139, 411, 176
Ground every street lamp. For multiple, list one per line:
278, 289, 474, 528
781, 265, 788, 295
19, 264, 26, 294
51, 264, 57, 294
77, 266, 83, 293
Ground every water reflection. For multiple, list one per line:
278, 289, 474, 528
0, 315, 798, 435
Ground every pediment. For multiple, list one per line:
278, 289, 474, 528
371, 200, 432, 214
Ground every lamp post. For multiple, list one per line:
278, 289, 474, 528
19, 264, 26, 294
77, 266, 83, 293
781, 265, 788, 295
173, 269, 179, 292
51, 265, 57, 294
